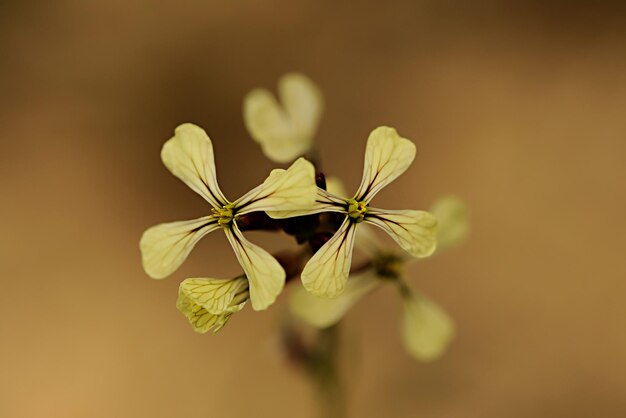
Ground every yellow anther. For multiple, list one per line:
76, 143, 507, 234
347, 199, 368, 222
211, 204, 234, 227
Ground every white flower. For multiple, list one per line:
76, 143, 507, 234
272, 126, 438, 298
140, 123, 317, 310
243, 73, 323, 163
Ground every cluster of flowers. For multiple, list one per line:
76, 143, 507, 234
140, 74, 468, 361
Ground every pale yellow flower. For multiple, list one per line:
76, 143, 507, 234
177, 276, 249, 333
272, 126, 438, 298
243, 73, 323, 163
289, 182, 467, 360
140, 123, 317, 310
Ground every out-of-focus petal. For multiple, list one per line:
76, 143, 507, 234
430, 196, 469, 251
279, 73, 323, 142
243, 73, 322, 163
289, 270, 379, 328
401, 290, 455, 362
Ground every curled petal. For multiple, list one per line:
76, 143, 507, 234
301, 218, 357, 297
365, 209, 437, 258
140, 216, 219, 279
354, 126, 416, 202
161, 123, 228, 208
235, 157, 318, 216
243, 73, 322, 163
401, 289, 455, 361
224, 223, 285, 311
430, 196, 470, 251
176, 278, 248, 334
289, 270, 379, 328
178, 277, 249, 315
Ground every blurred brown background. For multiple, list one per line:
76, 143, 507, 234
1, 1, 626, 417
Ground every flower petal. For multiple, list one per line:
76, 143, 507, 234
289, 270, 379, 328
224, 223, 285, 311
430, 195, 470, 251
161, 123, 228, 208
178, 277, 249, 315
279, 73, 323, 142
235, 157, 318, 216
401, 290, 455, 362
265, 186, 345, 219
301, 218, 357, 297
176, 280, 246, 334
354, 126, 416, 202
243, 73, 322, 163
365, 209, 437, 258
140, 216, 219, 279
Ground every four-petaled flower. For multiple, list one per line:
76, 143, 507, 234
289, 191, 469, 361
271, 126, 438, 298
140, 123, 316, 310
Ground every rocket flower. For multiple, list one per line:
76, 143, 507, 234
243, 73, 323, 163
271, 126, 438, 298
140, 123, 317, 311
289, 193, 469, 361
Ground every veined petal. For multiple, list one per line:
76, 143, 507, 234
243, 73, 322, 163
178, 277, 249, 315
140, 216, 219, 279
265, 187, 345, 219
430, 196, 469, 251
289, 270, 379, 328
224, 223, 285, 311
235, 157, 317, 216
176, 279, 247, 334
161, 123, 228, 208
401, 289, 455, 362
365, 209, 437, 258
354, 126, 416, 202
301, 218, 357, 297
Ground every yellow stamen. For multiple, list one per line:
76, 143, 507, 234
346, 198, 368, 222
211, 204, 235, 227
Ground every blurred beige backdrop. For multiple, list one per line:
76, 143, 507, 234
1, 1, 626, 417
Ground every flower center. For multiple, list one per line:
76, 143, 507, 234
211, 204, 235, 227
346, 199, 368, 223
